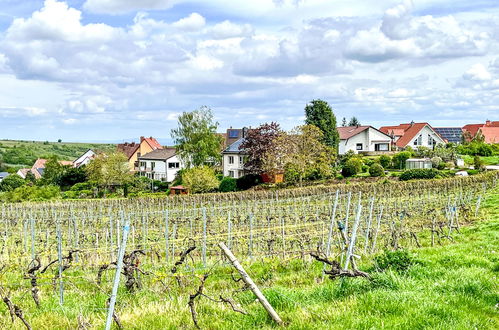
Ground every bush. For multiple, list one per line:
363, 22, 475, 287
361, 164, 369, 173
219, 177, 237, 192
379, 155, 391, 169
341, 158, 362, 177
236, 174, 262, 190
182, 166, 219, 193
375, 249, 415, 272
0, 174, 25, 192
474, 156, 485, 171
392, 151, 412, 169
399, 168, 440, 181
430, 156, 442, 168
437, 162, 446, 170
369, 163, 385, 177
0, 185, 61, 202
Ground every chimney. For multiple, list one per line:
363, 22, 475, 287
140, 136, 145, 142
410, 120, 415, 127
486, 120, 491, 126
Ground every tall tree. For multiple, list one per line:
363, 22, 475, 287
171, 106, 223, 167
86, 152, 133, 195
341, 117, 347, 127
304, 99, 340, 151
348, 117, 361, 126
240, 122, 282, 174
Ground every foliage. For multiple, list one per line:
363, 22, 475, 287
86, 152, 133, 194
219, 177, 237, 192
392, 151, 412, 169
348, 116, 361, 126
170, 106, 223, 167
182, 165, 219, 193
430, 156, 442, 168
0, 174, 25, 192
458, 142, 494, 157
379, 155, 391, 169
374, 249, 416, 272
0, 185, 61, 202
369, 163, 385, 177
304, 99, 340, 150
474, 156, 485, 172
399, 168, 441, 181
342, 158, 362, 177
236, 174, 262, 190
240, 122, 282, 174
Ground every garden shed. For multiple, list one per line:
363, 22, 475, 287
406, 158, 432, 169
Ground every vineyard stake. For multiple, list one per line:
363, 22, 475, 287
165, 210, 169, 263
105, 218, 130, 330
202, 208, 207, 268
56, 220, 64, 305
218, 242, 283, 325
344, 204, 362, 270
29, 215, 35, 260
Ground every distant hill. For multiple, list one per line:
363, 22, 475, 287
0, 140, 116, 168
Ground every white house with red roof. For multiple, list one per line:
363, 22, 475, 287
379, 122, 446, 150
337, 126, 392, 155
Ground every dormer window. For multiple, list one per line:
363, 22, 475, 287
228, 130, 239, 138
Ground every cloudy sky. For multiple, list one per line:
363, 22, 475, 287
1, 0, 499, 142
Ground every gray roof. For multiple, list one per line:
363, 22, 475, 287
223, 138, 245, 154
0, 172, 10, 178
434, 127, 463, 144
139, 148, 176, 160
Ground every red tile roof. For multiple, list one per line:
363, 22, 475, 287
337, 126, 370, 140
462, 124, 484, 137
478, 127, 499, 143
117, 142, 140, 160
141, 136, 163, 150
380, 123, 443, 148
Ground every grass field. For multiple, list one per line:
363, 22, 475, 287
462, 155, 499, 166
0, 139, 115, 167
1, 187, 498, 329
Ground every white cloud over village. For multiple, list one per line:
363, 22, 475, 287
1, 0, 499, 141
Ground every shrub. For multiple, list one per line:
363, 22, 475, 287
392, 151, 412, 169
436, 162, 446, 170
375, 249, 415, 272
399, 168, 440, 181
0, 174, 25, 192
341, 158, 362, 177
379, 155, 391, 169
236, 174, 262, 190
369, 163, 385, 177
474, 156, 485, 171
361, 164, 370, 173
182, 166, 219, 193
219, 177, 237, 192
430, 156, 442, 168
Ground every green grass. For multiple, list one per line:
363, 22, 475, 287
0, 139, 115, 167
462, 155, 499, 166
1, 191, 498, 329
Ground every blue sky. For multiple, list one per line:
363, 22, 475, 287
1, 0, 499, 143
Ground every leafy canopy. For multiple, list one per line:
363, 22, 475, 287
304, 99, 340, 150
171, 106, 223, 167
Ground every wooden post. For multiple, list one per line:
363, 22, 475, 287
218, 243, 283, 325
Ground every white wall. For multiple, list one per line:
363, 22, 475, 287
74, 150, 95, 168
407, 125, 445, 148
339, 128, 391, 155
138, 155, 183, 182
223, 153, 245, 178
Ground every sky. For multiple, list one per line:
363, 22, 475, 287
1, 0, 499, 143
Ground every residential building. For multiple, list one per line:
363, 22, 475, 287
379, 122, 446, 150
433, 127, 463, 144
18, 158, 73, 179
73, 149, 96, 168
337, 126, 392, 155
222, 138, 246, 178
117, 136, 163, 171
462, 120, 499, 143
137, 148, 183, 182
0, 172, 9, 182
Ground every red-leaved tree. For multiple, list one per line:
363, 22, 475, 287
240, 122, 282, 174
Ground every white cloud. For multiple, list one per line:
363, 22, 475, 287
463, 63, 492, 81
172, 13, 206, 31
211, 21, 253, 39
83, 0, 177, 14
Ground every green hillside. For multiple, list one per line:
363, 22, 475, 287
0, 139, 116, 168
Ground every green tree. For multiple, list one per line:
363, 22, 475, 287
0, 174, 26, 192
171, 106, 223, 167
40, 156, 64, 186
341, 117, 347, 127
304, 99, 340, 151
392, 151, 412, 170
348, 117, 361, 126
182, 166, 219, 193
86, 152, 133, 196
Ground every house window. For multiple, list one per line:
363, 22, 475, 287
356, 143, 363, 150
228, 170, 235, 178
151, 162, 155, 171
239, 156, 243, 165
168, 162, 180, 169
375, 143, 389, 151
140, 161, 146, 168
228, 130, 239, 138
229, 156, 234, 164
414, 135, 422, 146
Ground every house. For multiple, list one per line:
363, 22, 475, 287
17, 158, 73, 179
462, 120, 499, 143
222, 138, 246, 178
337, 126, 392, 155
0, 172, 9, 182
433, 127, 463, 144
73, 149, 96, 168
137, 148, 183, 182
379, 122, 446, 150
117, 136, 163, 171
